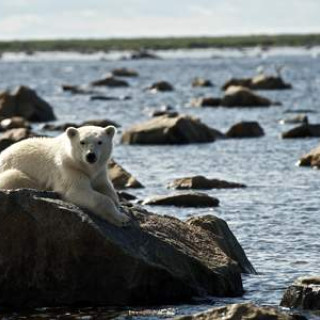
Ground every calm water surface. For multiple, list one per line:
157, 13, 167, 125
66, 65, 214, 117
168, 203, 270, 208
0, 49, 319, 319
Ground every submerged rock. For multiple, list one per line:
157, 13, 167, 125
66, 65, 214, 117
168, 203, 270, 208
281, 124, 320, 138
121, 114, 222, 145
111, 68, 138, 77
90, 76, 129, 87
192, 78, 213, 87
280, 276, 320, 310
168, 176, 246, 190
129, 50, 159, 60
0, 189, 254, 308
108, 159, 144, 189
175, 302, 305, 320
0, 86, 56, 122
221, 86, 273, 107
62, 84, 98, 95
226, 121, 265, 138
142, 192, 219, 207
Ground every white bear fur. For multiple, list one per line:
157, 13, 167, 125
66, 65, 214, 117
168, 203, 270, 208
0, 125, 129, 226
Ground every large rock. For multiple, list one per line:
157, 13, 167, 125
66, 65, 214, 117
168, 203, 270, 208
108, 159, 144, 189
175, 303, 305, 320
121, 114, 222, 145
0, 86, 56, 122
282, 124, 320, 138
226, 121, 265, 138
298, 145, 320, 168
142, 192, 219, 207
222, 75, 292, 91
0, 128, 37, 152
0, 189, 255, 308
280, 276, 320, 310
168, 176, 246, 190
221, 86, 273, 107
90, 76, 129, 87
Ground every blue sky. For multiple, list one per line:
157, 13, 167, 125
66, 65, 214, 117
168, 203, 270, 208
1, 0, 320, 40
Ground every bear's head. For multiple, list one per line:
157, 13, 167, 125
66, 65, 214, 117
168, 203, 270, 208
66, 125, 116, 168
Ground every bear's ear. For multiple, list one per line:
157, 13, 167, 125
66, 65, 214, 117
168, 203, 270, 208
105, 126, 116, 138
66, 127, 79, 139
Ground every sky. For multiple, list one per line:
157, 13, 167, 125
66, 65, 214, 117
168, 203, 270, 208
1, 0, 320, 40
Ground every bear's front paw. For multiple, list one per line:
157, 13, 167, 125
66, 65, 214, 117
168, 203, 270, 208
116, 211, 131, 227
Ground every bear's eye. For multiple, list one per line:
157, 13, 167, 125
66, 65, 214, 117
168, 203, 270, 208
97, 140, 102, 145
80, 141, 85, 145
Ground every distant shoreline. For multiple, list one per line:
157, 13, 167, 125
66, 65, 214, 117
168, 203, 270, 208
1, 34, 320, 53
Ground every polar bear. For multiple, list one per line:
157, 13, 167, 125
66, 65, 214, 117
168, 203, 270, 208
0, 125, 130, 227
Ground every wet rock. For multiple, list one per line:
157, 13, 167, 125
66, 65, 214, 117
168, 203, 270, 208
0, 86, 56, 122
175, 302, 306, 320
151, 110, 179, 117
142, 192, 219, 207
43, 119, 120, 131
226, 121, 265, 138
280, 276, 320, 310
147, 81, 174, 92
192, 78, 213, 87
121, 114, 222, 145
118, 191, 137, 201
281, 124, 320, 138
0, 117, 30, 131
111, 68, 138, 77
108, 159, 144, 189
168, 176, 246, 190
90, 95, 131, 101
0, 128, 38, 152
279, 115, 308, 125
298, 145, 320, 168
190, 97, 222, 107
0, 189, 252, 308
221, 86, 272, 107
222, 75, 292, 91
90, 76, 129, 87
129, 50, 159, 60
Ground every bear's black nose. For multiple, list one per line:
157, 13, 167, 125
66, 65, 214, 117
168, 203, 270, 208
86, 152, 97, 164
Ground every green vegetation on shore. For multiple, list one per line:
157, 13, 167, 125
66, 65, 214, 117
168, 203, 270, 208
1, 34, 320, 53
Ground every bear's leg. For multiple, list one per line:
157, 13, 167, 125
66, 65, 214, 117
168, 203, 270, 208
0, 169, 39, 190
65, 185, 129, 227
92, 173, 120, 206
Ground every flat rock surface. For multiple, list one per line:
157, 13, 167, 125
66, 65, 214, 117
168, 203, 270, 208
142, 192, 220, 207
0, 189, 255, 308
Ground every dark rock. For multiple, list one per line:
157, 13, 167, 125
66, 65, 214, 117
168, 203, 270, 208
168, 176, 246, 190
298, 145, 320, 168
90, 76, 129, 87
282, 124, 320, 138
280, 276, 320, 310
108, 159, 144, 189
192, 78, 213, 87
121, 114, 222, 145
190, 97, 222, 107
226, 121, 265, 138
175, 302, 306, 320
0, 117, 30, 131
151, 110, 179, 117
147, 81, 174, 92
111, 68, 138, 77
90, 95, 131, 101
279, 115, 308, 125
62, 85, 97, 95
142, 192, 219, 207
221, 86, 272, 107
0, 128, 38, 152
0, 189, 252, 308
222, 75, 292, 91
117, 191, 137, 201
0, 86, 56, 122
